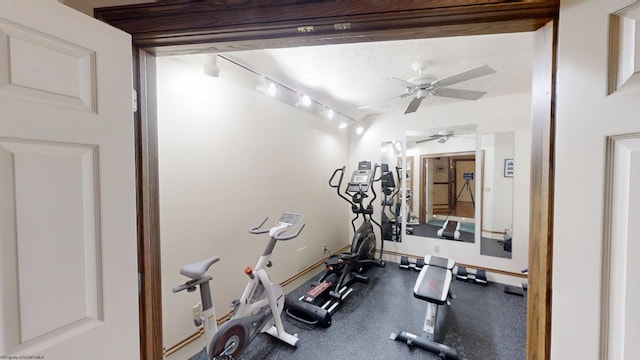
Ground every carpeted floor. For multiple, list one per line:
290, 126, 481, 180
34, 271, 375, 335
190, 261, 526, 360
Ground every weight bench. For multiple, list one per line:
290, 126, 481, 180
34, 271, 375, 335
437, 220, 460, 240
390, 255, 459, 359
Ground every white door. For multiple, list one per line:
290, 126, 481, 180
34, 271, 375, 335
553, 0, 640, 359
0, 1, 139, 359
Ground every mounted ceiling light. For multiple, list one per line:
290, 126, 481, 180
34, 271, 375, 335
215, 54, 356, 128
266, 82, 277, 96
356, 126, 364, 135
203, 54, 220, 77
325, 108, 335, 120
295, 94, 312, 107
256, 79, 277, 97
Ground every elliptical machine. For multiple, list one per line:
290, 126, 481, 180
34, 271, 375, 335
380, 163, 402, 242
285, 161, 385, 327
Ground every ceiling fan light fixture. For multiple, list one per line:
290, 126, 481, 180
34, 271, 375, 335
416, 89, 428, 99
438, 136, 450, 143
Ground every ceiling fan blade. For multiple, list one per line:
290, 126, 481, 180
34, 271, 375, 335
415, 136, 441, 144
433, 65, 496, 87
384, 76, 417, 87
357, 93, 408, 109
434, 87, 487, 100
404, 96, 425, 114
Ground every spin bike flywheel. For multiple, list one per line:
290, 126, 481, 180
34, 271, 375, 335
209, 323, 247, 360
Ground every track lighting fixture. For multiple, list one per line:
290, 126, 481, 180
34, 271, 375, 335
256, 79, 277, 97
295, 94, 311, 107
215, 54, 355, 129
203, 54, 220, 77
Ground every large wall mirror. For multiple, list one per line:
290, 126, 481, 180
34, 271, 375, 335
479, 132, 514, 258
380, 140, 403, 242
404, 125, 477, 242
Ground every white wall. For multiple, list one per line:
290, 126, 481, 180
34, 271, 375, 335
156, 57, 349, 348
553, 0, 640, 358
482, 132, 515, 235
348, 92, 532, 278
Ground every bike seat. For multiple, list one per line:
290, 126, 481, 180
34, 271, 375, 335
180, 256, 220, 280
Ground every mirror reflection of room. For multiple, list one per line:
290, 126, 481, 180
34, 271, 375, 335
405, 126, 477, 242
479, 132, 515, 259
380, 141, 403, 242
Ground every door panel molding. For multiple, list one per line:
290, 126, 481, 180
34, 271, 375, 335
601, 133, 640, 360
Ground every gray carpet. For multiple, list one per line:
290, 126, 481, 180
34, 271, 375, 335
190, 262, 526, 360
480, 238, 512, 259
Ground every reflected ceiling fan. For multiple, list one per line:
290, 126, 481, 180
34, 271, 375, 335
415, 129, 459, 144
360, 63, 497, 114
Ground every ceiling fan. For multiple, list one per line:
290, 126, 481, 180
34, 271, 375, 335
360, 63, 497, 114
415, 129, 460, 144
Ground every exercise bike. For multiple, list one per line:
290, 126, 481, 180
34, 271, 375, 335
284, 161, 385, 327
173, 212, 305, 359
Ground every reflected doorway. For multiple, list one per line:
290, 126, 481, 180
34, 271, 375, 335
419, 152, 476, 224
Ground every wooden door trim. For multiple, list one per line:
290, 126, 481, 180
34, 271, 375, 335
132, 47, 163, 360
96, 3, 558, 359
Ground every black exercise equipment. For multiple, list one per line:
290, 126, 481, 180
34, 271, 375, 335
437, 219, 461, 240
455, 265, 488, 285
380, 163, 402, 242
504, 268, 528, 296
285, 161, 385, 327
399, 256, 424, 271
391, 255, 459, 359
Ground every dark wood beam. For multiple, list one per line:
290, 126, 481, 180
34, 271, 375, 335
97, 0, 558, 55
132, 47, 163, 360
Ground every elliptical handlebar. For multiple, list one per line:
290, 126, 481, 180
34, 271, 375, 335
329, 166, 354, 206
328, 166, 345, 188
368, 163, 380, 208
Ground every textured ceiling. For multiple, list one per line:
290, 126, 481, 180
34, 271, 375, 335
175, 31, 534, 121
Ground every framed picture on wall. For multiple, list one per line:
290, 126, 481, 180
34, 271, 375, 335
504, 158, 514, 177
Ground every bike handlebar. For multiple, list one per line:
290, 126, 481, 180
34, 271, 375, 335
249, 217, 270, 234
249, 216, 306, 240
274, 223, 306, 241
